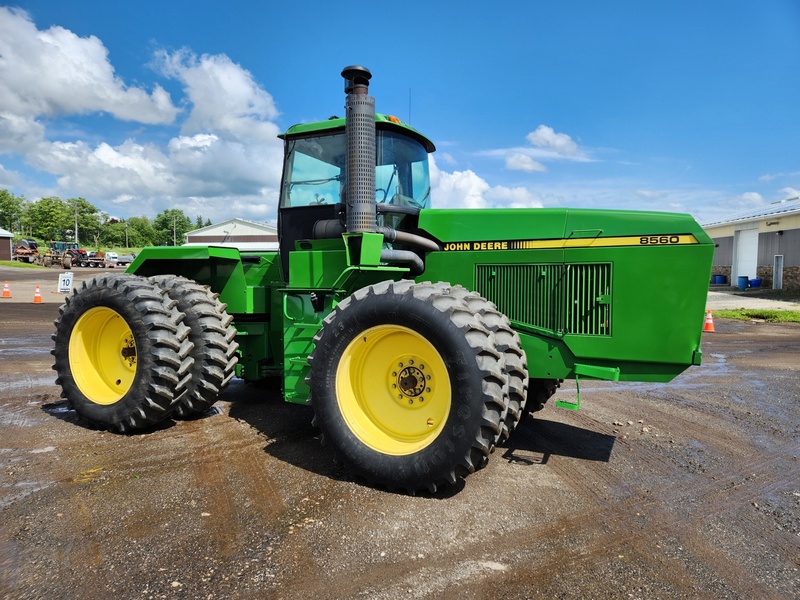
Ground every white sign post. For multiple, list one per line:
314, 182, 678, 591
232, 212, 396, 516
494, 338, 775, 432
58, 272, 74, 294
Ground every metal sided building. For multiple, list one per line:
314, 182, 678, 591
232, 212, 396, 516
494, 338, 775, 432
703, 198, 800, 290
184, 218, 278, 252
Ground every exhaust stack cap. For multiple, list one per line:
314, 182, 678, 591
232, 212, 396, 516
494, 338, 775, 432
342, 66, 372, 94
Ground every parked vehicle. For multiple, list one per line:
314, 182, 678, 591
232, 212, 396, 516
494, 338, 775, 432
115, 254, 136, 267
52, 66, 715, 492
42, 241, 84, 269
13, 239, 40, 263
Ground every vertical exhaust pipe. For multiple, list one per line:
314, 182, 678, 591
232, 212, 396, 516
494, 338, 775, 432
342, 66, 376, 233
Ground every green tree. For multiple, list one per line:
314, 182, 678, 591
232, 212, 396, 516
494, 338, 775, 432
152, 209, 192, 246
195, 215, 204, 229
125, 216, 156, 248
65, 197, 100, 246
103, 220, 127, 247
204, 218, 212, 227
25, 196, 69, 240
0, 189, 25, 232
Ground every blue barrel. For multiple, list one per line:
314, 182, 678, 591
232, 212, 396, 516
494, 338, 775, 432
749, 278, 762, 289
713, 275, 726, 284
737, 276, 749, 291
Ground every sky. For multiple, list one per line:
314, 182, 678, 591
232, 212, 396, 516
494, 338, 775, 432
1, 1, 799, 227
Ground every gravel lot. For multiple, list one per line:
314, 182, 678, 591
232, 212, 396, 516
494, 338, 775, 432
1, 266, 798, 599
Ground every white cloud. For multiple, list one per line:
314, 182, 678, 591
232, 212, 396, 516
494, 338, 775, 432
634, 189, 664, 199
737, 191, 765, 205
0, 7, 178, 124
525, 125, 579, 157
778, 186, 800, 200
430, 159, 489, 208
429, 156, 543, 209
478, 124, 590, 173
485, 185, 544, 209
0, 9, 285, 223
505, 152, 546, 172
439, 152, 457, 166
0, 112, 45, 153
155, 49, 280, 142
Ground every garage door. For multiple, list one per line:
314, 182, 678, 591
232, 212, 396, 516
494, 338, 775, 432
734, 228, 759, 281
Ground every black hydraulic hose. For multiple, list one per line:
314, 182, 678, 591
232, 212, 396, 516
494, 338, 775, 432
380, 249, 424, 276
312, 220, 441, 253
375, 227, 441, 252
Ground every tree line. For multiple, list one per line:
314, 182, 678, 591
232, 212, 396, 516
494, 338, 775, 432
0, 190, 211, 248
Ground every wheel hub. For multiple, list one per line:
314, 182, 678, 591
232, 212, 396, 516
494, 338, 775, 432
389, 359, 433, 405
121, 336, 137, 366
336, 325, 450, 455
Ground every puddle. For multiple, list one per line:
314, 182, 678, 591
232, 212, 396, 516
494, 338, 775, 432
42, 402, 72, 415
0, 347, 53, 356
1, 377, 56, 390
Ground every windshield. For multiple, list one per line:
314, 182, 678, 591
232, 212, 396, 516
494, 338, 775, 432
280, 130, 431, 209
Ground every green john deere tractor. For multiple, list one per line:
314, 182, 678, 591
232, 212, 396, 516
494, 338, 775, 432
52, 66, 715, 492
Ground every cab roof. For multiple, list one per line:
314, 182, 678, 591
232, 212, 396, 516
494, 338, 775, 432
280, 113, 436, 153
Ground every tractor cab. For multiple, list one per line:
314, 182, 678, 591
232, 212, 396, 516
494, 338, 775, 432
277, 114, 436, 280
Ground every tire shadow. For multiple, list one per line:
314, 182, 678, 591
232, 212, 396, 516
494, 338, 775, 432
224, 379, 467, 497
501, 415, 616, 466
41, 399, 177, 433
223, 379, 348, 483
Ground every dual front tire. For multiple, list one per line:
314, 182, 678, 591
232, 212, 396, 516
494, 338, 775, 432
308, 280, 527, 493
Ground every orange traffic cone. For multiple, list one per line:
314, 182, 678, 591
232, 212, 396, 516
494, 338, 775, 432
702, 309, 715, 333
1, 280, 10, 298
33, 285, 42, 304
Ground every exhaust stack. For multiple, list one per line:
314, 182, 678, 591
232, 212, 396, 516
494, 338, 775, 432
342, 66, 376, 233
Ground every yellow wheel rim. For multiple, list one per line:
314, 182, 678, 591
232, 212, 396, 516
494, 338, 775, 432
69, 306, 137, 405
336, 325, 451, 455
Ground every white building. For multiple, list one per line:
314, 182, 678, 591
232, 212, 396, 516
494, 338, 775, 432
702, 198, 800, 290
184, 218, 278, 252
0, 227, 13, 261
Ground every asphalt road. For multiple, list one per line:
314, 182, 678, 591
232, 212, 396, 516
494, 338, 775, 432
1, 266, 798, 599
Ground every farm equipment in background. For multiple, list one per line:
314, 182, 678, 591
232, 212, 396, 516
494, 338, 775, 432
42, 241, 84, 269
13, 238, 40, 263
76, 251, 115, 268
51, 66, 715, 493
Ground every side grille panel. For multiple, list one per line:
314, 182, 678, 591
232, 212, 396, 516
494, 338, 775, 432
475, 263, 611, 336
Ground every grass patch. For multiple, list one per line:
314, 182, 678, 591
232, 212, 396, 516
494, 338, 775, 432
731, 288, 800, 302
0, 260, 44, 269
713, 309, 800, 323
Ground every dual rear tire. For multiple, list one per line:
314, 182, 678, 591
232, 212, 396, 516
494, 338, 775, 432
52, 274, 237, 432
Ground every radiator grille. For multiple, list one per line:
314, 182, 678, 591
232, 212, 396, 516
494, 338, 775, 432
474, 263, 611, 336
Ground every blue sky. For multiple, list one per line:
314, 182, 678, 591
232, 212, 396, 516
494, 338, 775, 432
1, 1, 799, 226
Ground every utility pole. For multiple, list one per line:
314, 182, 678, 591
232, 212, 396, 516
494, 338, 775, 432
125, 221, 128, 248
74, 207, 79, 244
173, 214, 176, 246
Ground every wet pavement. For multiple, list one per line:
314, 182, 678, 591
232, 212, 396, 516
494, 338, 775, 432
1, 266, 798, 599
